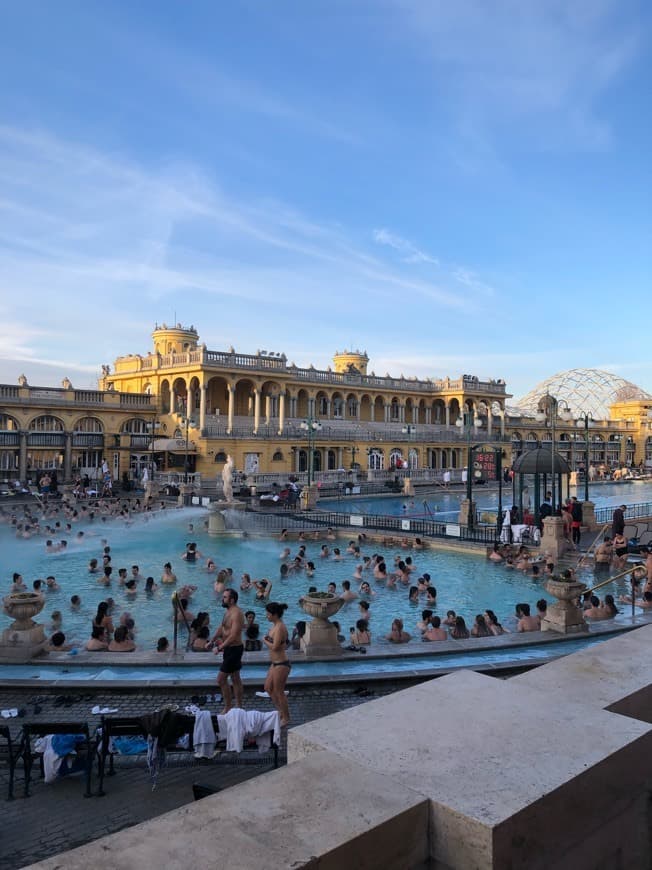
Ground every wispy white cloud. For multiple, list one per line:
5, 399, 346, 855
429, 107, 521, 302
391, 0, 642, 151
373, 228, 439, 264
0, 125, 498, 382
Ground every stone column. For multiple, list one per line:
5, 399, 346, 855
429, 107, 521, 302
370, 403, 375, 423
227, 386, 235, 434
425, 407, 431, 424
445, 405, 450, 426
459, 498, 476, 527
253, 389, 261, 433
19, 431, 27, 482
500, 412, 505, 438
487, 411, 492, 436
265, 395, 271, 425
278, 391, 285, 434
337, 447, 343, 467
64, 432, 72, 482
199, 384, 207, 431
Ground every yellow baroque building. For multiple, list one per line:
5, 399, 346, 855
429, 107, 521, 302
1, 324, 651, 488
97, 323, 512, 484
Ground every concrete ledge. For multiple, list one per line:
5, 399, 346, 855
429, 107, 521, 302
25, 750, 430, 870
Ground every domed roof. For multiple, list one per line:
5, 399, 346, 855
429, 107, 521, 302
512, 448, 570, 475
513, 369, 652, 421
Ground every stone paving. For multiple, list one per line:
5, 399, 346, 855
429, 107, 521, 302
0, 682, 402, 870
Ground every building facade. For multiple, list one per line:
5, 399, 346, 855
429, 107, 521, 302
2, 323, 651, 487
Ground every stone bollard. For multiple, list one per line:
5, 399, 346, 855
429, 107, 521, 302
541, 515, 572, 561
459, 498, 477, 528
581, 500, 596, 532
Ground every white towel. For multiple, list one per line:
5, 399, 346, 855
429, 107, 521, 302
193, 710, 216, 758
244, 709, 281, 751
220, 708, 249, 752
34, 736, 63, 783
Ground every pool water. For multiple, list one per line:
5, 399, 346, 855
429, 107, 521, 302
320, 481, 652, 519
0, 506, 637, 651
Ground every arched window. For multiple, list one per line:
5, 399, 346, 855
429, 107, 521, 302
0, 414, 19, 431
272, 450, 284, 462
29, 415, 64, 432
327, 449, 337, 470
408, 448, 419, 469
389, 449, 404, 469
120, 418, 150, 434
215, 451, 227, 463
74, 417, 104, 433
367, 449, 384, 471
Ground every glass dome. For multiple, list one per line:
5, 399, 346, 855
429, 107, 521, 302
513, 369, 652, 422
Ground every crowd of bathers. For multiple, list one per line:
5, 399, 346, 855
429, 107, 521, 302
5, 498, 651, 654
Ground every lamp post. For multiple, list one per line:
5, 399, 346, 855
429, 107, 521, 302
455, 410, 475, 529
180, 415, 196, 483
300, 418, 322, 486
576, 412, 594, 503
535, 394, 572, 512
146, 420, 161, 483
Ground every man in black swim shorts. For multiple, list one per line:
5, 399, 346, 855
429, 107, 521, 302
211, 589, 245, 713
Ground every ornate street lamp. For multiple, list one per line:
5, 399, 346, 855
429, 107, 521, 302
146, 420, 162, 483
180, 415, 196, 483
576, 412, 594, 503
535, 394, 572, 512
300, 418, 322, 486
455, 411, 475, 529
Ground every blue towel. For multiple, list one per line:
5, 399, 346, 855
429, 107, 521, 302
51, 734, 86, 757
113, 736, 148, 755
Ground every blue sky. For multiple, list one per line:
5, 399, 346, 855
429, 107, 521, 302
0, 0, 650, 399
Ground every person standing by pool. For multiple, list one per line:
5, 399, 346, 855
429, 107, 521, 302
212, 589, 245, 714
263, 601, 291, 726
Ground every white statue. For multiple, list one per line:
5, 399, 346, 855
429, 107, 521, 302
221, 455, 234, 503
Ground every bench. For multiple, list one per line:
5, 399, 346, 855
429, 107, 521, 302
23, 721, 94, 798
97, 712, 279, 795
0, 725, 24, 800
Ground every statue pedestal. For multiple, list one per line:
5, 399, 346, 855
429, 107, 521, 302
459, 498, 476, 527
541, 516, 571, 561
208, 501, 246, 536
581, 500, 596, 531
403, 477, 414, 496
540, 579, 588, 635
301, 621, 342, 657
145, 481, 160, 501
178, 483, 194, 507
300, 484, 319, 511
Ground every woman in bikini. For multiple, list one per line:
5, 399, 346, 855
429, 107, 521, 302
263, 602, 291, 726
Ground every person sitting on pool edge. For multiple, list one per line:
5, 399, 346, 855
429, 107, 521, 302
386, 618, 411, 643
423, 615, 447, 642
350, 619, 371, 645
109, 625, 136, 652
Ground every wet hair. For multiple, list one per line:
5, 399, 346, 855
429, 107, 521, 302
125, 579, 136, 590
421, 609, 433, 620
359, 600, 370, 612
50, 631, 66, 648
426, 586, 437, 598
156, 636, 169, 652
90, 624, 104, 640
536, 599, 547, 613
342, 580, 351, 590
590, 595, 600, 607
604, 594, 618, 615
245, 610, 256, 619
95, 601, 109, 623
145, 577, 155, 590
293, 620, 306, 637
431, 616, 441, 628
409, 586, 419, 598
113, 625, 129, 643
33, 579, 42, 591
225, 588, 239, 604
265, 601, 288, 619
355, 619, 368, 632
197, 625, 210, 640
520, 603, 531, 616
71, 595, 80, 606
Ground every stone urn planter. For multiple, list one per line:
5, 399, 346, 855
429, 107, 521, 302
1, 592, 47, 659
301, 592, 344, 623
3, 592, 45, 629
541, 578, 588, 635
300, 592, 344, 657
